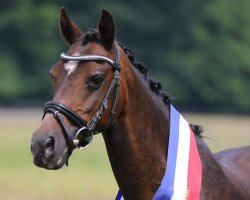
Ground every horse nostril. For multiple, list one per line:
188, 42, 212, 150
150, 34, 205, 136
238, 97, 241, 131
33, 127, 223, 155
44, 136, 55, 158
45, 136, 55, 149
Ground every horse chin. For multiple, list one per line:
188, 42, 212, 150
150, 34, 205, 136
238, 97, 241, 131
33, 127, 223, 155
33, 147, 69, 170
54, 148, 69, 169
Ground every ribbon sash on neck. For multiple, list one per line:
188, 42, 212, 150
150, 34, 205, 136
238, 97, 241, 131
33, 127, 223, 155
116, 105, 202, 200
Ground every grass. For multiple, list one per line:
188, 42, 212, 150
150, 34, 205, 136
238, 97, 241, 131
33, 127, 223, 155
0, 108, 249, 200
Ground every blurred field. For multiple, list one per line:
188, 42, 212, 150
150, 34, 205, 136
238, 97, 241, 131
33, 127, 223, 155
0, 108, 249, 200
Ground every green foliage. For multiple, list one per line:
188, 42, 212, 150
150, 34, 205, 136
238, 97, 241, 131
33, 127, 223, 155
0, 0, 250, 112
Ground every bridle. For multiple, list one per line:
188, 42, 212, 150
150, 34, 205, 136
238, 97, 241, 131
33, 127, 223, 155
43, 43, 121, 164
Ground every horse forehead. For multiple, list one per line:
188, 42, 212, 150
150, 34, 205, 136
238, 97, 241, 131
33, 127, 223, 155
64, 52, 80, 76
64, 42, 84, 75
63, 42, 110, 76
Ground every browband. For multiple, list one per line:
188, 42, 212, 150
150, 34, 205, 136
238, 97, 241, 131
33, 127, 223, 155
60, 43, 121, 72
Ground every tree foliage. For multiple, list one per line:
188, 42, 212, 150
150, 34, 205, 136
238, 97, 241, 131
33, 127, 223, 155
0, 0, 250, 112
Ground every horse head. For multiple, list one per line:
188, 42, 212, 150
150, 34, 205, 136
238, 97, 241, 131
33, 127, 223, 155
31, 8, 123, 169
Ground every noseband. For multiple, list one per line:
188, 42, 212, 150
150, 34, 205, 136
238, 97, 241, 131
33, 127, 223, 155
43, 43, 121, 164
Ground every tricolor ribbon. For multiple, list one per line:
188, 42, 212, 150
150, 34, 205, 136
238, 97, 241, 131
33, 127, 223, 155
116, 105, 202, 200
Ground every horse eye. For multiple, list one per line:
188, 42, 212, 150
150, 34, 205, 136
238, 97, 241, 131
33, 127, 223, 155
87, 74, 104, 89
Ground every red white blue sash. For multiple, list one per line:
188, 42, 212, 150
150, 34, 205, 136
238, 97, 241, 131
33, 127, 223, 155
115, 105, 202, 200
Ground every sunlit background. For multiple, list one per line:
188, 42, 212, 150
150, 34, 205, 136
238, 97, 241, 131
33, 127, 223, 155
0, 1, 250, 199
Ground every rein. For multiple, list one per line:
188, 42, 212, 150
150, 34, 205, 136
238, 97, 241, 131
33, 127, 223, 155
43, 43, 121, 164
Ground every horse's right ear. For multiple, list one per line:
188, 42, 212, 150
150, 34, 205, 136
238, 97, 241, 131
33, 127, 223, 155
98, 9, 115, 48
59, 7, 83, 44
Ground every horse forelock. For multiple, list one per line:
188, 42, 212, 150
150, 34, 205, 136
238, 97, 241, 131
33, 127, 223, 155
82, 28, 101, 46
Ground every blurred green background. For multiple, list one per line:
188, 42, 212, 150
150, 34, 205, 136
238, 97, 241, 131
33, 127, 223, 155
0, 0, 250, 200
1, 0, 250, 112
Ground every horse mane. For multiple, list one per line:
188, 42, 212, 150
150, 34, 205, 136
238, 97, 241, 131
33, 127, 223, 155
118, 43, 171, 105
119, 44, 203, 137
82, 28, 203, 136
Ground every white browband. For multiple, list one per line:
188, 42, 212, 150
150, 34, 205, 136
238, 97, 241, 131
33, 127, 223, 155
60, 53, 115, 66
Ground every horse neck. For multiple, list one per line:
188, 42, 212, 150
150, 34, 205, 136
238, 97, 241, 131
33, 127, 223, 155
103, 59, 170, 200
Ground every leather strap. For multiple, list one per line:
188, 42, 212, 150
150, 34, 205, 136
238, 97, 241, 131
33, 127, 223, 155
43, 107, 75, 165
60, 43, 121, 72
44, 101, 87, 127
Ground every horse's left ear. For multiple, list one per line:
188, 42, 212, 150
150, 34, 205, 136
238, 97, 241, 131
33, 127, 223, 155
98, 9, 116, 48
60, 7, 83, 44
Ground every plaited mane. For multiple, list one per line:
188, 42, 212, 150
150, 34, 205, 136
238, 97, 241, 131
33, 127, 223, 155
82, 28, 203, 136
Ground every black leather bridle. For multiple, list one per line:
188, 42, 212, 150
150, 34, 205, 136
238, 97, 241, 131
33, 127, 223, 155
43, 43, 121, 164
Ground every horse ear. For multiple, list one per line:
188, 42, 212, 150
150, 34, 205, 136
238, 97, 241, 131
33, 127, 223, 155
98, 9, 115, 48
60, 7, 83, 44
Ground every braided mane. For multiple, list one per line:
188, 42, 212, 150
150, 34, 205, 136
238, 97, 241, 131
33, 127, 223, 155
82, 28, 203, 136
118, 43, 171, 106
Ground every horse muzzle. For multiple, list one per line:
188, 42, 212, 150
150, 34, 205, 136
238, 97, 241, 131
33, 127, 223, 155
31, 134, 66, 170
31, 101, 95, 169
